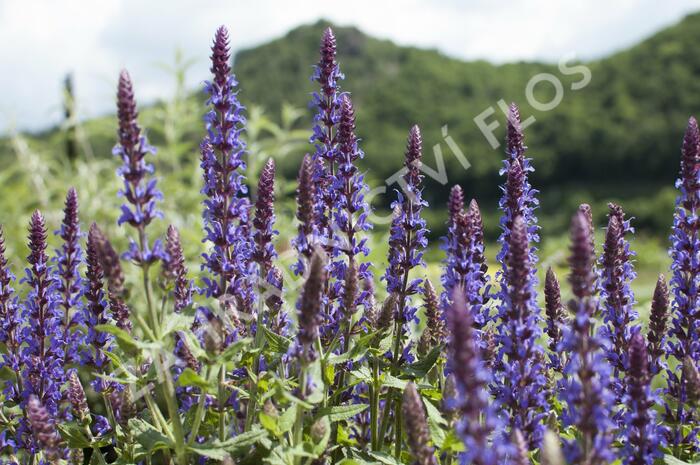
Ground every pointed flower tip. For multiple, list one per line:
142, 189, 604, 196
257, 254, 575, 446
405, 125, 423, 166
448, 185, 464, 220
569, 210, 596, 299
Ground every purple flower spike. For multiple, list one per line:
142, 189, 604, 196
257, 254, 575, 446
621, 332, 663, 465
441, 191, 489, 327
0, 227, 21, 405
647, 275, 669, 376
292, 154, 317, 276
253, 159, 278, 278
558, 211, 615, 465
81, 223, 112, 392
545, 267, 566, 372
20, 211, 63, 416
447, 288, 511, 465
164, 225, 192, 312
402, 382, 437, 465
310, 27, 344, 244
599, 203, 638, 402
92, 225, 125, 298
296, 249, 327, 364
325, 95, 373, 343
384, 125, 428, 360
506, 102, 526, 160
26, 395, 61, 461
200, 26, 252, 305
665, 116, 700, 450
494, 215, 548, 448
54, 188, 83, 365
114, 70, 163, 266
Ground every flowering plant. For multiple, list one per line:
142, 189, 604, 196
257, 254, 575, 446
0, 25, 698, 465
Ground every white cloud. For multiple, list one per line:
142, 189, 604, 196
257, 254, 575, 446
0, 0, 698, 132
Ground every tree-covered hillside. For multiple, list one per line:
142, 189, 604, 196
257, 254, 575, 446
233, 14, 700, 234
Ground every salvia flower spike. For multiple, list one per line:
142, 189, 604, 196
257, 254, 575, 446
447, 287, 511, 465
544, 267, 566, 372
81, 223, 113, 392
648, 274, 669, 376
494, 215, 548, 448
384, 125, 428, 361
164, 225, 192, 312
54, 187, 83, 365
558, 211, 615, 465
310, 27, 343, 244
599, 203, 638, 402
292, 154, 317, 275
0, 226, 21, 404
20, 210, 63, 415
328, 94, 373, 342
26, 395, 61, 462
402, 382, 437, 465
296, 249, 327, 364
200, 26, 252, 304
665, 116, 700, 449
114, 70, 164, 266
621, 332, 662, 465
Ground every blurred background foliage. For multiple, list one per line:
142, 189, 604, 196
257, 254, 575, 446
2, 13, 699, 315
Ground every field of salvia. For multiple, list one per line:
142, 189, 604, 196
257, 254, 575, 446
0, 24, 699, 465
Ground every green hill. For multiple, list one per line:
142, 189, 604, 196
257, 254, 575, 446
233, 14, 700, 234
4, 13, 700, 238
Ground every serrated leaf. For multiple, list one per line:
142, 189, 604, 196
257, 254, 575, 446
128, 418, 174, 452
383, 374, 407, 390
423, 397, 447, 426
317, 404, 368, 423
95, 324, 141, 355
219, 428, 269, 452
57, 422, 91, 449
401, 345, 442, 378
263, 326, 292, 353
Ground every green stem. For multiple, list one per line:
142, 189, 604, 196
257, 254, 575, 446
159, 354, 187, 465
293, 365, 309, 465
218, 364, 226, 441
370, 358, 379, 450
394, 398, 402, 459
246, 293, 267, 431
144, 390, 174, 440
188, 366, 211, 446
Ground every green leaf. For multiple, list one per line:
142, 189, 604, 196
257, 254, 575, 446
95, 324, 140, 355
664, 456, 700, 465
259, 411, 280, 436
219, 428, 269, 452
160, 313, 193, 337
368, 451, 403, 465
328, 333, 375, 365
177, 368, 211, 389
382, 374, 407, 390
401, 345, 442, 378
263, 325, 292, 353
128, 418, 174, 452
423, 397, 447, 426
317, 404, 368, 423
188, 444, 229, 460
57, 422, 91, 449
278, 404, 297, 434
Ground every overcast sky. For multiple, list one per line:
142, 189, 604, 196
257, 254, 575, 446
1, 0, 699, 133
